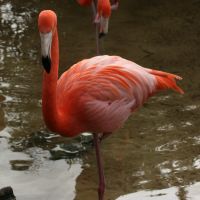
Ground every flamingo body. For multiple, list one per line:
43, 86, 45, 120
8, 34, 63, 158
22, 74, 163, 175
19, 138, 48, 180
77, 0, 92, 6
44, 54, 183, 137
77, 0, 111, 16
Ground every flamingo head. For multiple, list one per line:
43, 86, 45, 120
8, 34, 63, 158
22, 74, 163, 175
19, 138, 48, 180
97, 0, 111, 38
38, 10, 57, 73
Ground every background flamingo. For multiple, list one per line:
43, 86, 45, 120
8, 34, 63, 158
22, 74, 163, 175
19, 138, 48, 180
38, 10, 183, 200
77, 0, 119, 54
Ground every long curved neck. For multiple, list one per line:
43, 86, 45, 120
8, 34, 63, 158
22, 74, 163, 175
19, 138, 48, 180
41, 28, 85, 136
42, 28, 59, 132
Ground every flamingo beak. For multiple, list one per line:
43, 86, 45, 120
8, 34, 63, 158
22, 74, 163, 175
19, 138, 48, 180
40, 32, 52, 73
99, 17, 109, 38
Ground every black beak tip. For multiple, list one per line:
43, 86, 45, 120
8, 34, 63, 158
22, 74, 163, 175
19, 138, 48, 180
99, 32, 107, 39
42, 56, 51, 73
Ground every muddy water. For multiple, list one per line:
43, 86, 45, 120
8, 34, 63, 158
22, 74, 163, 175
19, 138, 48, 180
0, 0, 200, 200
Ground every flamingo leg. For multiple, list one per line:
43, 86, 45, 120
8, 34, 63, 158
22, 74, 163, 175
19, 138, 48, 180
95, 20, 100, 55
93, 133, 105, 200
91, 0, 100, 55
91, 0, 97, 19
98, 132, 112, 142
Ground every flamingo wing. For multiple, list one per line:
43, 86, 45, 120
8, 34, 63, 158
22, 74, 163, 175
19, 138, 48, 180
57, 55, 183, 134
84, 97, 136, 133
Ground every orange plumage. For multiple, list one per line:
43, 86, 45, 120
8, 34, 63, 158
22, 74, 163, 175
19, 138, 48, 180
97, 0, 111, 17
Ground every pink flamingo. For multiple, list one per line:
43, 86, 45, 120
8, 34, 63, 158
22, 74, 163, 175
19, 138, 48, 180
38, 10, 183, 200
77, 0, 119, 54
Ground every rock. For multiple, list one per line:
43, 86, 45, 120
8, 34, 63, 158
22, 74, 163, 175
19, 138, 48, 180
50, 143, 86, 160
0, 186, 16, 200
10, 160, 33, 171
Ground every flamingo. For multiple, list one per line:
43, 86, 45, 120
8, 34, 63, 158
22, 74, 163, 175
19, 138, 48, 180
77, 0, 119, 54
38, 10, 184, 200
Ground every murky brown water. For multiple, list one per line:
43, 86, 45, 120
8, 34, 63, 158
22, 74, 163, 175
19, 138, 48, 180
0, 0, 200, 200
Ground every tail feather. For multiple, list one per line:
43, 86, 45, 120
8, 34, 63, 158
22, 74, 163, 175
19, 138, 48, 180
150, 69, 184, 94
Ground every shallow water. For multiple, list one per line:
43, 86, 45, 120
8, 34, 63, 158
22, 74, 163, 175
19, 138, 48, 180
0, 0, 200, 200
